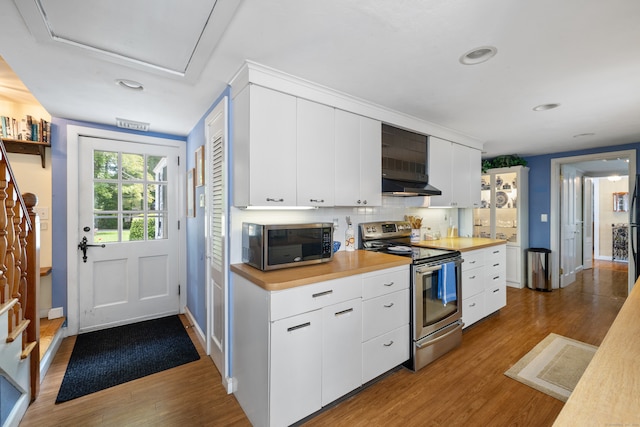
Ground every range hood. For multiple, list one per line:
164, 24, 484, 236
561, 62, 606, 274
382, 177, 442, 197
381, 124, 442, 197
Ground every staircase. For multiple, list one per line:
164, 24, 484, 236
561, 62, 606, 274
0, 140, 40, 427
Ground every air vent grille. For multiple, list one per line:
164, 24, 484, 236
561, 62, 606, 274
116, 118, 150, 132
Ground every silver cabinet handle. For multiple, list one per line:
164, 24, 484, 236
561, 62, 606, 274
493, 276, 500, 280
469, 275, 476, 280
493, 289, 500, 293
357, 200, 362, 204
363, 200, 367, 205
309, 199, 325, 203
334, 308, 354, 317
493, 250, 500, 254
383, 302, 394, 308
266, 198, 284, 202
493, 263, 500, 267
312, 290, 333, 298
383, 281, 394, 287
470, 303, 476, 307
383, 340, 394, 347
287, 322, 311, 332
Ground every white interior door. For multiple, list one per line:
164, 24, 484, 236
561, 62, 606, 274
78, 136, 180, 332
583, 177, 594, 269
560, 164, 578, 287
205, 99, 228, 383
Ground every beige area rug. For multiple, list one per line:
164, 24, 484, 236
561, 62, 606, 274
504, 333, 598, 402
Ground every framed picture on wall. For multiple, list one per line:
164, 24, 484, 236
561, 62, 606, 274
187, 168, 195, 217
195, 146, 205, 187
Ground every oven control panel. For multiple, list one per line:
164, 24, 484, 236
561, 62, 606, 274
360, 221, 412, 240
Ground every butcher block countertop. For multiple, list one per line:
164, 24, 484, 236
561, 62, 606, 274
231, 250, 411, 291
553, 279, 640, 426
413, 237, 507, 252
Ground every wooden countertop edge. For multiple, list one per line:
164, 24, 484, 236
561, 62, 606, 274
231, 251, 411, 291
552, 280, 640, 425
414, 238, 507, 252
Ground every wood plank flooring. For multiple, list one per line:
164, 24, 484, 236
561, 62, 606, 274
21, 261, 627, 427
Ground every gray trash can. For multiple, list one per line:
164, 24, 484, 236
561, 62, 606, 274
526, 248, 552, 291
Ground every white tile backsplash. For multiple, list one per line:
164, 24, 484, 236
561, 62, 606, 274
229, 198, 466, 264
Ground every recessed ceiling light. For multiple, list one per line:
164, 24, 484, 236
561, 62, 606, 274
532, 103, 560, 111
573, 133, 595, 138
459, 46, 497, 65
115, 79, 144, 91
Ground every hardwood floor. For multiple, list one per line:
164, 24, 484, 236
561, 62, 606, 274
21, 262, 627, 427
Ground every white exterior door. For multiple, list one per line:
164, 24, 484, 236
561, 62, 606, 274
77, 136, 180, 332
560, 164, 578, 287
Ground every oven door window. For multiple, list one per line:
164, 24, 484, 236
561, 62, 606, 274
418, 266, 458, 328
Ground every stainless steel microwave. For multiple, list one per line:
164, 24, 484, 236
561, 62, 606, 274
242, 222, 334, 271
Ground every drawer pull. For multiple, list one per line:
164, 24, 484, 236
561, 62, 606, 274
469, 303, 476, 307
383, 302, 395, 308
309, 199, 325, 203
312, 290, 333, 298
287, 322, 311, 332
334, 308, 354, 317
493, 289, 500, 293
469, 260, 476, 264
493, 250, 500, 254
493, 276, 500, 280
384, 281, 395, 287
266, 198, 284, 202
493, 263, 500, 267
383, 340, 394, 347
469, 275, 476, 279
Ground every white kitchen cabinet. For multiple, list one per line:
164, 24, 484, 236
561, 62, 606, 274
322, 298, 362, 405
233, 273, 363, 427
473, 166, 529, 288
297, 99, 335, 207
335, 109, 382, 206
461, 244, 507, 329
428, 136, 482, 208
232, 84, 297, 207
361, 266, 410, 383
270, 310, 322, 427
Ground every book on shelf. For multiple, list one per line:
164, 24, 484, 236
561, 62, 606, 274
0, 114, 50, 143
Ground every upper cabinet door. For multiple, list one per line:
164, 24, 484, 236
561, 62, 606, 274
334, 110, 381, 206
233, 85, 297, 207
429, 136, 481, 208
297, 99, 335, 206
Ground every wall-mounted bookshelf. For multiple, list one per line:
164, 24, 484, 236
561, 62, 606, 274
1, 138, 50, 168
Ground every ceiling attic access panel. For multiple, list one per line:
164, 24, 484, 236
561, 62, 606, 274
14, 0, 241, 80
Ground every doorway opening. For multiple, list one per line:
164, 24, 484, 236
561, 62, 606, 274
550, 150, 636, 295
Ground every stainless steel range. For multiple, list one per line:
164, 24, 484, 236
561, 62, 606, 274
360, 220, 464, 371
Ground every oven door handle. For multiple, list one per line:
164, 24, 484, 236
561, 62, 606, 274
415, 321, 464, 349
416, 264, 443, 275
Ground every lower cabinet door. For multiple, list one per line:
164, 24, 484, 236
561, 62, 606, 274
362, 324, 409, 383
485, 284, 506, 315
462, 293, 485, 328
270, 310, 322, 427
322, 298, 362, 406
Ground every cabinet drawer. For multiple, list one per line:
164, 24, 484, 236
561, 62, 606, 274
487, 259, 506, 280
485, 270, 506, 291
362, 289, 409, 341
362, 324, 409, 383
270, 275, 361, 321
486, 245, 505, 260
462, 293, 484, 329
462, 250, 484, 272
362, 266, 409, 300
461, 268, 484, 299
485, 284, 506, 315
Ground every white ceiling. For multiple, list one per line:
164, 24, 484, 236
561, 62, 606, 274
1, 0, 640, 159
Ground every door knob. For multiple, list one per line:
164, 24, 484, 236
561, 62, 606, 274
78, 236, 105, 263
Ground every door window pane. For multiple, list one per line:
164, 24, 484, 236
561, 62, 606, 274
94, 183, 118, 211
94, 151, 118, 179
94, 214, 118, 243
122, 183, 145, 211
122, 153, 145, 180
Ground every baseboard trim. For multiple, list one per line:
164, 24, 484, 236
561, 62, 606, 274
183, 307, 206, 351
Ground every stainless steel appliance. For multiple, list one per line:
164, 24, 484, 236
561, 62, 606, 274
360, 220, 463, 371
242, 222, 333, 271
381, 124, 442, 196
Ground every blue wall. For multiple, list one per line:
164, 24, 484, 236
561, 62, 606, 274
50, 117, 185, 314
185, 87, 231, 331
524, 141, 640, 249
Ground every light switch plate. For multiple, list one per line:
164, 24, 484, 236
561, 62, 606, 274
541, 214, 548, 222
199, 194, 205, 207
34, 206, 49, 220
